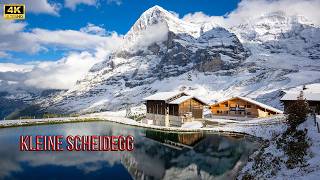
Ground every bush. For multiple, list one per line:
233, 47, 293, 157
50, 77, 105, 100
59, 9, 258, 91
128, 113, 145, 121
277, 129, 310, 169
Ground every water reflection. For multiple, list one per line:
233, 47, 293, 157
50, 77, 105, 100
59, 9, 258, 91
0, 122, 259, 180
145, 130, 204, 149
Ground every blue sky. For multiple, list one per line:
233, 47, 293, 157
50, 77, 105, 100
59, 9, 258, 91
0, 0, 240, 63
27, 0, 240, 33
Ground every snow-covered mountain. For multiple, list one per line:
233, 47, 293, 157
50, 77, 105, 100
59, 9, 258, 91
36, 6, 320, 114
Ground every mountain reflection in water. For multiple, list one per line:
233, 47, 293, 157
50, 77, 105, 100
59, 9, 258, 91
0, 122, 259, 180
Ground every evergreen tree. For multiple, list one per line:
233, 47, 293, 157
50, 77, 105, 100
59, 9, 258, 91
285, 91, 309, 130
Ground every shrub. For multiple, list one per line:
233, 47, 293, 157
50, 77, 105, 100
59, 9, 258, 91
278, 129, 310, 169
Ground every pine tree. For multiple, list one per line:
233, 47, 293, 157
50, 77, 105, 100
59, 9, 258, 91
285, 91, 309, 130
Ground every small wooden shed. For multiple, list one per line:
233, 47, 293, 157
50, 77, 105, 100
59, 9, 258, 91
144, 92, 207, 127
281, 92, 320, 114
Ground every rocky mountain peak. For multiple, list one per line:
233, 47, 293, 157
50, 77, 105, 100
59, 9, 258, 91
125, 5, 200, 42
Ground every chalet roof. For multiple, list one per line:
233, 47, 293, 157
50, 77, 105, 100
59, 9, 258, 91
143, 91, 208, 105
237, 96, 283, 114
168, 96, 208, 105
143, 91, 186, 101
211, 96, 283, 114
280, 92, 320, 101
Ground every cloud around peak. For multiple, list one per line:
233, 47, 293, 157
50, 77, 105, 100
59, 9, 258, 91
182, 0, 320, 27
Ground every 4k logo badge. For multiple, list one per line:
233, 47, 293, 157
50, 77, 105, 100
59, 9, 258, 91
3, 4, 25, 20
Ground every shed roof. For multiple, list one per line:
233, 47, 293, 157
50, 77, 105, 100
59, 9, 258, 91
168, 96, 208, 105
280, 92, 320, 101
143, 91, 186, 101
211, 96, 283, 114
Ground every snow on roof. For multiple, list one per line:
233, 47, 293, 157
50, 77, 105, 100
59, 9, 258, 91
168, 95, 192, 104
212, 96, 283, 114
143, 91, 208, 105
237, 96, 283, 114
280, 92, 320, 101
168, 95, 208, 105
143, 91, 185, 101
304, 84, 320, 92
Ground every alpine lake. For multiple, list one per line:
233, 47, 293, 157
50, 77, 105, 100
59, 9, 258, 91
0, 121, 260, 180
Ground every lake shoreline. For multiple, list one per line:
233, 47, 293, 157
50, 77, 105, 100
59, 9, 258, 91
0, 117, 102, 129
0, 115, 281, 139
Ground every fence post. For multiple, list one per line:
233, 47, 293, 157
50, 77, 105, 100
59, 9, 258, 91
317, 122, 320, 133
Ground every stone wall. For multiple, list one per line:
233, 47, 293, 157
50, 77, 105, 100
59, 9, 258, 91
147, 113, 185, 127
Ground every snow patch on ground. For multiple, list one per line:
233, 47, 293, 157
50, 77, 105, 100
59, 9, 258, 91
239, 115, 320, 179
181, 121, 203, 129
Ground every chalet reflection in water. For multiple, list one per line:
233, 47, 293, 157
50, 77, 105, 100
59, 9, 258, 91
145, 130, 205, 150
121, 130, 259, 180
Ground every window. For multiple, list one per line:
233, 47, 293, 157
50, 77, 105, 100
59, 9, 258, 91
217, 110, 220, 114
246, 105, 251, 108
224, 104, 228, 107
247, 112, 251, 115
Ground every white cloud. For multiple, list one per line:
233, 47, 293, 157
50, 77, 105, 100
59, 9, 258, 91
65, 0, 97, 10
0, 19, 26, 35
64, 0, 122, 10
0, 50, 113, 89
0, 20, 42, 53
80, 23, 107, 35
0, 52, 11, 58
29, 28, 111, 50
27, 0, 60, 15
0, 31, 124, 89
182, 0, 320, 27
107, 0, 122, 5
226, 0, 320, 26
128, 22, 169, 48
24, 52, 100, 89
182, 12, 225, 26
0, 20, 123, 54
0, 63, 33, 72
0, 21, 125, 89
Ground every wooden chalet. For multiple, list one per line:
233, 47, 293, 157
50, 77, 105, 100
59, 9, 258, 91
143, 92, 207, 127
210, 96, 283, 118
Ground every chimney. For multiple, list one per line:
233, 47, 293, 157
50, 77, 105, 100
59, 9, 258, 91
302, 85, 307, 90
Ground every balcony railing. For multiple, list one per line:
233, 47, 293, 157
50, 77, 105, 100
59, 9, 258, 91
229, 107, 245, 111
